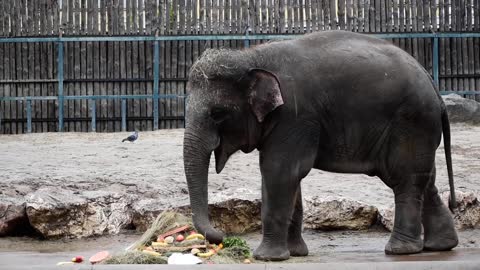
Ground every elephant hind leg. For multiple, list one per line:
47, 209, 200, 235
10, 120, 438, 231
384, 184, 424, 255
422, 167, 459, 251
381, 133, 436, 255
287, 186, 308, 257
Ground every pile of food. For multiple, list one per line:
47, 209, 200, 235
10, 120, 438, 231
102, 211, 252, 265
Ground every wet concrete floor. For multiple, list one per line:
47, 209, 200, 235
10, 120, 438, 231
0, 229, 479, 269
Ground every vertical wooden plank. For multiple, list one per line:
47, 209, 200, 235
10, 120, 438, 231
345, 0, 352, 31
10, 0, 18, 35
36, 42, 43, 132
139, 39, 147, 130
285, 0, 291, 32
278, 0, 285, 33
14, 42, 22, 133
0, 0, 4, 36
385, 0, 390, 32
323, 0, 329, 30
119, 40, 127, 129
20, 0, 27, 36
5, 43, 12, 133
363, 0, 369, 32
299, 0, 305, 33
0, 42, 3, 133
3, 42, 12, 133
145, 40, 153, 131
310, 0, 318, 31
338, 0, 346, 30
475, 36, 480, 100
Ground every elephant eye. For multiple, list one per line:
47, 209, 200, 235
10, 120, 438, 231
210, 107, 230, 124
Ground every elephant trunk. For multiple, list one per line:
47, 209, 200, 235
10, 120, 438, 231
183, 124, 224, 244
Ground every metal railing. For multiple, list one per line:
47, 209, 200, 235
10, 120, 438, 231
1, 32, 480, 133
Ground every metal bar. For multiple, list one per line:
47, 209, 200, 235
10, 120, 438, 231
440, 91, 480, 95
64, 94, 185, 100
91, 99, 96, 132
1, 33, 479, 44
0, 79, 58, 84
439, 74, 480, 78
153, 40, 160, 130
0, 96, 58, 101
0, 94, 187, 101
121, 99, 127, 132
0, 78, 188, 84
57, 41, 64, 132
433, 37, 439, 87
26, 99, 32, 133
1, 116, 186, 123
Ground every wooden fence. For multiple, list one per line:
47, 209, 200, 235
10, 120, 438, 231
1, 0, 479, 134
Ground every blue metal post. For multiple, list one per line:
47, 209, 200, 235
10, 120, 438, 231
244, 28, 250, 48
433, 37, 439, 87
121, 99, 127, 132
91, 99, 96, 132
26, 99, 32, 133
57, 41, 64, 132
184, 96, 188, 128
153, 40, 160, 130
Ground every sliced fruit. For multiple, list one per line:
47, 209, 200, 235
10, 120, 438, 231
142, 250, 161, 256
185, 233, 205, 241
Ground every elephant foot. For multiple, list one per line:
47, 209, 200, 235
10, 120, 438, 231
253, 242, 290, 261
288, 236, 309, 256
385, 230, 423, 255
423, 206, 459, 251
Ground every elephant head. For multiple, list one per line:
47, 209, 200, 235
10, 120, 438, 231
183, 49, 284, 243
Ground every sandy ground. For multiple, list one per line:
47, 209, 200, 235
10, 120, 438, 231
1, 123, 479, 210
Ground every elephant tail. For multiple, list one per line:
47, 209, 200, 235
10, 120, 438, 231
441, 106, 457, 212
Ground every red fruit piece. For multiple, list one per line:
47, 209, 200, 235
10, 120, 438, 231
71, 256, 84, 263
176, 234, 185, 242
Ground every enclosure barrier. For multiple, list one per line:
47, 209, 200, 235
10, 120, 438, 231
1, 32, 480, 133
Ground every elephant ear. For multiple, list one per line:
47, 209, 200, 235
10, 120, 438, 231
246, 69, 284, 123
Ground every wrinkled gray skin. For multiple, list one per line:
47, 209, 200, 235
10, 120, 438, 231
183, 31, 458, 261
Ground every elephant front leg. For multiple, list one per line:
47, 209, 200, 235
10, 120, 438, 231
288, 186, 308, 256
253, 157, 301, 261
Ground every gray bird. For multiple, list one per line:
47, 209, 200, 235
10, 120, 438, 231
122, 131, 138, 143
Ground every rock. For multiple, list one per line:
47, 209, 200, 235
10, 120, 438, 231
26, 188, 135, 238
441, 191, 480, 230
442, 94, 480, 124
303, 196, 378, 230
0, 196, 31, 236
208, 188, 261, 233
378, 191, 480, 232
377, 207, 394, 232
132, 188, 262, 234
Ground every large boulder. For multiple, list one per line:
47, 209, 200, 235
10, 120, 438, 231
0, 196, 31, 236
441, 191, 480, 230
378, 191, 480, 232
442, 94, 480, 124
132, 188, 262, 234
26, 188, 135, 238
303, 196, 378, 230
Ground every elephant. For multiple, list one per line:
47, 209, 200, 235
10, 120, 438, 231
183, 30, 458, 261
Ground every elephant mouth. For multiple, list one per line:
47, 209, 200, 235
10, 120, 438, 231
214, 142, 230, 174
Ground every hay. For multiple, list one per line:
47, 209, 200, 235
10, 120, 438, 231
126, 211, 192, 251
103, 251, 168, 264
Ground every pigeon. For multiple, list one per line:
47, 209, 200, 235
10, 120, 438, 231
122, 131, 138, 143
